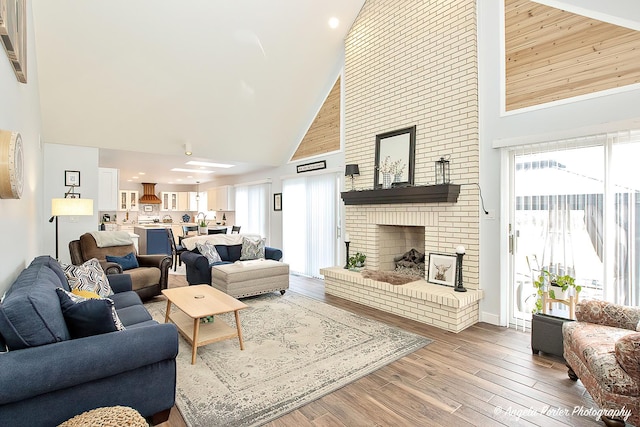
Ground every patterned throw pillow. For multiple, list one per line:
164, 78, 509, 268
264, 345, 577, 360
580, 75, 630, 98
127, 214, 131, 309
240, 236, 266, 260
105, 252, 139, 271
56, 288, 125, 338
196, 242, 222, 265
62, 258, 114, 297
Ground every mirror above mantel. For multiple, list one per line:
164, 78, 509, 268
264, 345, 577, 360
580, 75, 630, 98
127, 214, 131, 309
374, 125, 416, 188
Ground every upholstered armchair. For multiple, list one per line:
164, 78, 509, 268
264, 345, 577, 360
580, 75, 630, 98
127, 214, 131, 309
69, 232, 171, 300
563, 300, 640, 427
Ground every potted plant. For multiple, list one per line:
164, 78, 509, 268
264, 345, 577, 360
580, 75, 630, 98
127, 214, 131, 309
532, 269, 581, 314
198, 219, 208, 235
348, 252, 366, 270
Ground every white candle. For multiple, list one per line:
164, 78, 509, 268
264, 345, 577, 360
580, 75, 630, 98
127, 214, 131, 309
345, 233, 350, 242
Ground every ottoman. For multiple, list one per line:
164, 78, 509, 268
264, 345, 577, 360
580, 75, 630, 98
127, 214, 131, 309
211, 259, 289, 298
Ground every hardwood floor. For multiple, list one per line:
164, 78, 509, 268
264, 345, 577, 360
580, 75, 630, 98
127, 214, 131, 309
155, 273, 602, 427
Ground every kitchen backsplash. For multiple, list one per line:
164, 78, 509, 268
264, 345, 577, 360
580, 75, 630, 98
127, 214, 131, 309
98, 209, 235, 226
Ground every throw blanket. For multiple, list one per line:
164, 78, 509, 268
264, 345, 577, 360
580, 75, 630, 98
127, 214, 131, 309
90, 231, 133, 247
181, 234, 261, 251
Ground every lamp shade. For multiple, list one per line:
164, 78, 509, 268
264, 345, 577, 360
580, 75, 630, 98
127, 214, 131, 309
51, 198, 94, 216
345, 164, 360, 177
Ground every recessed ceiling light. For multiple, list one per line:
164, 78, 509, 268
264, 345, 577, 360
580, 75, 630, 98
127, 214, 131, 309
171, 168, 215, 174
132, 176, 139, 179
328, 17, 339, 29
185, 161, 234, 168
138, 172, 145, 175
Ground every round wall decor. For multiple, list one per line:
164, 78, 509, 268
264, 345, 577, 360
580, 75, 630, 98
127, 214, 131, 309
0, 130, 24, 199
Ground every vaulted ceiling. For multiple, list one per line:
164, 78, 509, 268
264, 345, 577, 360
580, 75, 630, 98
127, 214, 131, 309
31, 1, 639, 184
32, 0, 365, 183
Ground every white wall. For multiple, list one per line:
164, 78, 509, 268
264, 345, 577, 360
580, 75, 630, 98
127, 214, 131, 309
42, 144, 100, 264
477, 0, 640, 325
0, 2, 44, 294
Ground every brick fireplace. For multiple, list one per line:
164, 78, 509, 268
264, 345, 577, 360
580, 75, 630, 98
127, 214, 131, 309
326, 0, 482, 332
322, 207, 483, 333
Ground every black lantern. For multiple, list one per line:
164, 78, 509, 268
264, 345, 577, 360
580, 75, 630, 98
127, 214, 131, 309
345, 164, 360, 191
435, 157, 450, 185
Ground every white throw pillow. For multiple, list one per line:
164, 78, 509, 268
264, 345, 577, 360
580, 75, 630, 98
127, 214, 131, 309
197, 242, 222, 265
240, 236, 266, 260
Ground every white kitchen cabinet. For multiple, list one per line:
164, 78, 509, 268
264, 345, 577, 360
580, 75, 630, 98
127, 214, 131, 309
98, 168, 119, 211
161, 192, 179, 211
118, 190, 139, 211
178, 191, 200, 211
207, 185, 235, 211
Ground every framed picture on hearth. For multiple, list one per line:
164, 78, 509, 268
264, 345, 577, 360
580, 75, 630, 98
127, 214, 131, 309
427, 253, 457, 287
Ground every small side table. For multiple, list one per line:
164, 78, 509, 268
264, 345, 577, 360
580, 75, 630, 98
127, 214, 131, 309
531, 312, 574, 359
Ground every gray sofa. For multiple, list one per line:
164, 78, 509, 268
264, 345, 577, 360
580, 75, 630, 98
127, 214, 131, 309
0, 256, 178, 426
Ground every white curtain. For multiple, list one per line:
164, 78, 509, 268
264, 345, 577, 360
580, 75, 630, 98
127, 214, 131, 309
234, 182, 270, 241
282, 173, 338, 278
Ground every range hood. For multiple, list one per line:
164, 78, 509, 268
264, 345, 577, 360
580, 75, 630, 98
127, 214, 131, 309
139, 182, 162, 204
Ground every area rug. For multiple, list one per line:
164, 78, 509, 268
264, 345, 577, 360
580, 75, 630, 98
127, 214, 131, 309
145, 291, 431, 427
361, 268, 422, 285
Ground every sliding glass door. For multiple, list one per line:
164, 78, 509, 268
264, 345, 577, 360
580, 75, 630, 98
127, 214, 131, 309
282, 172, 339, 278
509, 131, 640, 326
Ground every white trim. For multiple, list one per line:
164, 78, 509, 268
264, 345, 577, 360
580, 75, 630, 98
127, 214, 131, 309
499, 148, 511, 327
493, 118, 640, 148
501, 83, 640, 118
287, 149, 342, 165
531, 0, 640, 31
480, 311, 501, 326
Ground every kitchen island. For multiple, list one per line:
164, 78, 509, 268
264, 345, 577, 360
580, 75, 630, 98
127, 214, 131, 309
134, 225, 171, 255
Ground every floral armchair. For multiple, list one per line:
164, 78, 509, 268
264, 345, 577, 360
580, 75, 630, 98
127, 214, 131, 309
563, 300, 640, 426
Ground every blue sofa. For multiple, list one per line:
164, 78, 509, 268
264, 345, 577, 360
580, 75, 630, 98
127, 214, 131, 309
0, 256, 179, 426
180, 235, 283, 286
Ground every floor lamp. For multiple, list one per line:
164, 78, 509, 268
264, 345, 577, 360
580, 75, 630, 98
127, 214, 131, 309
50, 187, 94, 260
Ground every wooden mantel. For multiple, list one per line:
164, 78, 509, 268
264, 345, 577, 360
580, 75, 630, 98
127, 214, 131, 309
341, 184, 460, 205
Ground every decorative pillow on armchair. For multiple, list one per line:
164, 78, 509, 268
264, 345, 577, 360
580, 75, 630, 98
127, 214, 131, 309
62, 258, 114, 297
240, 236, 266, 260
106, 252, 139, 271
196, 242, 222, 265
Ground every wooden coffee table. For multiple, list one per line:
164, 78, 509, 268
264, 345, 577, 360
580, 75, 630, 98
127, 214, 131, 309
162, 285, 248, 364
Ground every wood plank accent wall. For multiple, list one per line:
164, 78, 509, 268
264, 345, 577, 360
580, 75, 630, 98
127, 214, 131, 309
290, 77, 340, 161
505, 0, 640, 111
